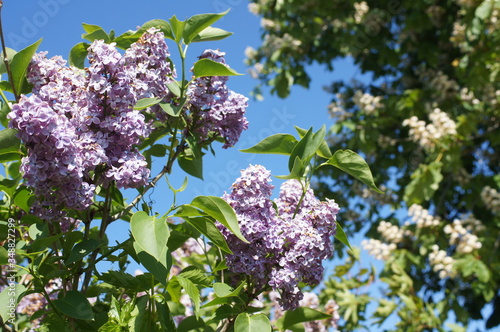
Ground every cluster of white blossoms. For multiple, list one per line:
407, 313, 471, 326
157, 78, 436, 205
353, 90, 383, 114
354, 1, 369, 23
261, 33, 302, 57
429, 245, 455, 279
459, 87, 480, 105
377, 220, 405, 244
408, 204, 441, 228
481, 186, 500, 214
361, 239, 397, 260
328, 93, 351, 121
444, 219, 482, 254
403, 108, 457, 150
461, 214, 485, 233
415, 67, 459, 100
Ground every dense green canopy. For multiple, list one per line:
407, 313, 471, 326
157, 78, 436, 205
247, 0, 499, 330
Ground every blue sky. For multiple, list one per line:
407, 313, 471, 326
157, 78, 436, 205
2, 1, 495, 330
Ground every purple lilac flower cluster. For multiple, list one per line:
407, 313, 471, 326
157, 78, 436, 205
8, 29, 174, 220
219, 165, 340, 310
187, 49, 249, 149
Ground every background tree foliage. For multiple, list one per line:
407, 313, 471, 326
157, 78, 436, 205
246, 0, 499, 330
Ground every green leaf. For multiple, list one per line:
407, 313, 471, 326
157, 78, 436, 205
191, 196, 248, 243
240, 133, 297, 155
133, 242, 171, 286
65, 239, 101, 264
81, 23, 110, 43
0, 80, 13, 93
276, 307, 331, 331
275, 156, 305, 180
69, 42, 90, 69
13, 187, 32, 213
130, 212, 170, 261
53, 291, 94, 320
274, 70, 293, 98
475, 0, 493, 20
178, 266, 212, 287
183, 10, 229, 44
191, 27, 233, 42
169, 16, 186, 43
0, 48, 17, 75
0, 128, 21, 155
100, 271, 141, 290
193, 58, 243, 78
0, 283, 26, 322
289, 126, 326, 171
294, 126, 332, 159
141, 19, 175, 41
10, 39, 42, 97
335, 221, 353, 251
181, 216, 232, 254
177, 316, 205, 331
176, 276, 200, 313
160, 102, 183, 117
134, 97, 162, 110
213, 282, 244, 298
322, 149, 382, 193
0, 246, 8, 265
403, 161, 443, 205
235, 313, 272, 332
166, 81, 181, 97
178, 154, 203, 179
156, 300, 177, 332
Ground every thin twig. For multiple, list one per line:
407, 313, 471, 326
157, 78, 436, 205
0, 2, 19, 102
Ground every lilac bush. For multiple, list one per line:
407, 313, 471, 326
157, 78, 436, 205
0, 11, 374, 331
219, 164, 340, 310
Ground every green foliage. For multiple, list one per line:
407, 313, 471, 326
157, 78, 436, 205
192, 58, 243, 78
235, 312, 272, 332
0, 6, 386, 332
247, 0, 500, 329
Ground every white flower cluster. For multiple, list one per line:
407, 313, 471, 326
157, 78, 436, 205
353, 90, 383, 114
403, 108, 457, 150
260, 18, 276, 30
328, 93, 351, 121
377, 135, 398, 148
362, 239, 396, 260
354, 1, 369, 23
248, 62, 264, 79
408, 204, 441, 228
481, 186, 500, 214
261, 33, 302, 57
429, 245, 455, 279
444, 219, 482, 254
377, 220, 404, 243
450, 22, 467, 48
296, 293, 340, 332
244, 46, 258, 60
325, 299, 341, 332
248, 3, 260, 15
461, 214, 485, 233
459, 87, 481, 106
429, 71, 460, 99
415, 67, 459, 100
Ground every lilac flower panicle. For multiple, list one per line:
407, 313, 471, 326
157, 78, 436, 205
218, 165, 340, 310
124, 27, 175, 100
186, 49, 249, 148
8, 29, 178, 220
